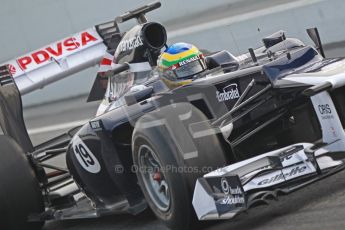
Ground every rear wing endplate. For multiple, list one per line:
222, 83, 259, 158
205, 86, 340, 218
0, 65, 33, 152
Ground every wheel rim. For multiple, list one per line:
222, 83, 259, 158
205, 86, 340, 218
138, 144, 171, 212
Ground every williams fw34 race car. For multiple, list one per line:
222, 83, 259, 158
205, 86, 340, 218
2, 1, 345, 230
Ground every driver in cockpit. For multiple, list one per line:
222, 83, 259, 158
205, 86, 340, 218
96, 42, 208, 115
157, 42, 207, 89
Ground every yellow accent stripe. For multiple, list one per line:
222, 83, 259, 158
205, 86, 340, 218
162, 46, 199, 62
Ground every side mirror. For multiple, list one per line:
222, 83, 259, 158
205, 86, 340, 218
125, 85, 153, 106
262, 30, 286, 49
221, 62, 240, 73
307, 28, 325, 58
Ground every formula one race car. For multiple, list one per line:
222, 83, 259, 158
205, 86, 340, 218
2, 1, 345, 230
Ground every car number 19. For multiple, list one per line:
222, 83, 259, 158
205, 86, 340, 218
72, 136, 101, 173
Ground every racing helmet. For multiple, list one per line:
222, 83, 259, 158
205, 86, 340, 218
157, 42, 206, 89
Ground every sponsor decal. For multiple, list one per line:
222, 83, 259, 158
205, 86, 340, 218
1, 61, 23, 77
206, 176, 246, 215
17, 31, 98, 71
280, 154, 293, 163
8, 64, 16, 75
72, 136, 101, 174
221, 177, 242, 195
219, 177, 245, 205
220, 182, 245, 205
257, 165, 307, 186
179, 55, 200, 66
220, 195, 246, 205
90, 120, 103, 131
278, 145, 304, 165
118, 35, 143, 52
216, 83, 240, 102
318, 104, 334, 120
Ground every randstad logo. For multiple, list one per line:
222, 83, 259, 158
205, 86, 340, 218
216, 83, 240, 102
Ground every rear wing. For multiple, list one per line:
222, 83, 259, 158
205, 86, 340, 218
1, 1, 161, 100
1, 20, 121, 95
0, 21, 121, 152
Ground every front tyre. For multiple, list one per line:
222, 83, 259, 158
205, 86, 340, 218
132, 103, 227, 230
134, 136, 189, 229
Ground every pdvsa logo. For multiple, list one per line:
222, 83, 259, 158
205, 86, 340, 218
8, 64, 16, 75
16, 31, 98, 71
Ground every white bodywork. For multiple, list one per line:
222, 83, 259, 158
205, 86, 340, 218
284, 59, 345, 89
2, 28, 108, 95
193, 59, 345, 221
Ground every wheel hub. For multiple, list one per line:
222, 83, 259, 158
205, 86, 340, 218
138, 145, 171, 212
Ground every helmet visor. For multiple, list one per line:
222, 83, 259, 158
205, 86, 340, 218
174, 60, 205, 79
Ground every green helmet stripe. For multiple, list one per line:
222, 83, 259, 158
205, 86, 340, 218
161, 52, 201, 67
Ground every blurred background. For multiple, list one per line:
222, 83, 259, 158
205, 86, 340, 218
0, 0, 344, 106
3, 2, 345, 229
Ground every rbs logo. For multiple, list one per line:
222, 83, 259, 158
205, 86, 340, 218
318, 104, 331, 115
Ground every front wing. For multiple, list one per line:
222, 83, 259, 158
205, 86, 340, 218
192, 142, 345, 220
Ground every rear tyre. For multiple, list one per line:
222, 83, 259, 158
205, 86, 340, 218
132, 103, 227, 230
0, 135, 44, 230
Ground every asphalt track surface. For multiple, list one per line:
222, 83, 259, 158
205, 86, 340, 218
23, 45, 345, 230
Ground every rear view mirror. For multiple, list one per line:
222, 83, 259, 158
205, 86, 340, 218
262, 30, 286, 49
125, 85, 153, 106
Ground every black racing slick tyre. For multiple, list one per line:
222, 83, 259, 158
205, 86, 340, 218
132, 103, 227, 230
0, 135, 44, 230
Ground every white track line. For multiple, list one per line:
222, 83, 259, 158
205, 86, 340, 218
28, 119, 90, 135
168, 0, 324, 38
